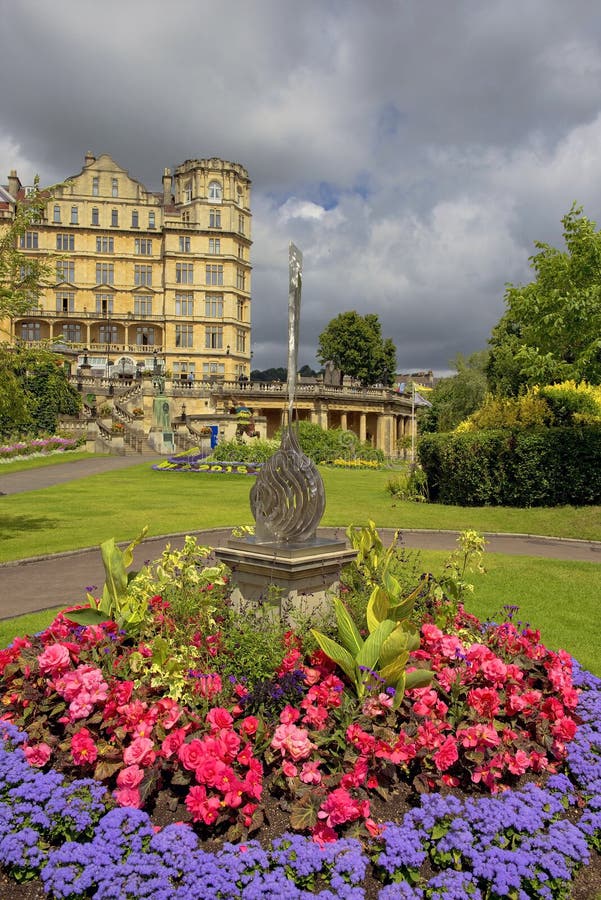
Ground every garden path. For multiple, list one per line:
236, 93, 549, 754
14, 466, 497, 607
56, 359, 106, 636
0, 455, 600, 619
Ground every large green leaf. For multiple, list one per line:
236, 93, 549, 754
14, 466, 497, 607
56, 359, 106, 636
405, 668, 435, 691
379, 652, 409, 687
366, 586, 389, 633
379, 625, 411, 668
310, 630, 357, 685
356, 619, 396, 671
63, 607, 111, 627
333, 597, 363, 656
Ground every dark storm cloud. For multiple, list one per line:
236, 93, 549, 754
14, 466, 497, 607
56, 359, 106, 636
2, 0, 601, 372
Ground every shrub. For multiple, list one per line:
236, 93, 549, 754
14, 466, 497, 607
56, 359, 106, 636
210, 439, 278, 463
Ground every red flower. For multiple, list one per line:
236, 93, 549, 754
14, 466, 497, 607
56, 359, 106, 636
71, 728, 98, 766
433, 735, 458, 772
467, 687, 500, 720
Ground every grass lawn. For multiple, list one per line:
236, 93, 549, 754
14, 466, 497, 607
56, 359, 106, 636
0, 451, 102, 474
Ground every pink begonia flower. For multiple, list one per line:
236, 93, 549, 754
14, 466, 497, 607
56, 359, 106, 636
240, 716, 259, 736
312, 821, 338, 845
71, 728, 98, 765
123, 736, 156, 767
317, 788, 368, 828
37, 643, 71, 676
114, 787, 142, 809
282, 760, 298, 778
178, 738, 206, 771
206, 707, 233, 731
117, 764, 145, 789
161, 728, 187, 759
279, 705, 300, 725
299, 761, 322, 785
433, 735, 459, 772
185, 785, 220, 825
23, 743, 52, 767
271, 723, 315, 761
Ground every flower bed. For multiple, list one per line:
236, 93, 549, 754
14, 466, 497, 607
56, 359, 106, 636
0, 533, 598, 898
0, 436, 79, 462
153, 453, 262, 475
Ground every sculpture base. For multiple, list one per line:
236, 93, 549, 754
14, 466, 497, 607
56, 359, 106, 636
147, 427, 175, 455
215, 538, 356, 623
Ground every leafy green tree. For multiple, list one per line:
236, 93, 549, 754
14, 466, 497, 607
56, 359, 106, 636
317, 311, 396, 386
419, 351, 489, 433
0, 176, 53, 323
487, 205, 601, 395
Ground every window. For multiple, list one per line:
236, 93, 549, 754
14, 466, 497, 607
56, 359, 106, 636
148, 212, 155, 229
237, 298, 245, 320
99, 323, 117, 343
131, 210, 139, 228
209, 209, 221, 228
91, 207, 99, 226
62, 323, 81, 342
176, 324, 194, 348
112, 178, 118, 197
209, 238, 220, 254
134, 296, 153, 316
71, 206, 79, 225
56, 260, 75, 282
55, 292, 75, 312
237, 187, 243, 206
136, 327, 155, 346
183, 180, 192, 203
20, 232, 38, 249
95, 294, 114, 315
176, 263, 194, 284
92, 176, 99, 196
135, 238, 152, 255
53, 205, 61, 223
205, 264, 223, 285
111, 209, 119, 227
175, 293, 194, 316
238, 214, 245, 234
238, 244, 244, 259
182, 210, 190, 224
96, 262, 114, 285
21, 322, 41, 341
179, 236, 190, 252
236, 269, 245, 290
173, 362, 196, 378
205, 325, 223, 349
205, 294, 223, 317
134, 265, 152, 286
236, 329, 246, 353
203, 362, 224, 377
56, 234, 74, 251
208, 181, 222, 202
96, 236, 114, 253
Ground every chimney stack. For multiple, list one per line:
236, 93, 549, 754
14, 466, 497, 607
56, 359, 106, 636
7, 169, 21, 199
84, 151, 96, 166
162, 168, 172, 204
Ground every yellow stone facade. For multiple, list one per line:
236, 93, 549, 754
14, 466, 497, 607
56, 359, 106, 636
1, 153, 252, 383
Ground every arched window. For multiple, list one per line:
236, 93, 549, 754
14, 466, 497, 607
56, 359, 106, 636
208, 181, 222, 202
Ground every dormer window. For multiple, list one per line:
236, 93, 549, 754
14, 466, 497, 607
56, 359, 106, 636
112, 178, 118, 197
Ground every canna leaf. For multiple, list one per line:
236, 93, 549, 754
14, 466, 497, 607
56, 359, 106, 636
356, 619, 396, 672
333, 598, 363, 656
310, 630, 358, 686
404, 668, 435, 691
366, 586, 389, 633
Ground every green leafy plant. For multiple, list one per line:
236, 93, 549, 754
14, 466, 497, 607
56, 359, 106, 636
428, 530, 487, 629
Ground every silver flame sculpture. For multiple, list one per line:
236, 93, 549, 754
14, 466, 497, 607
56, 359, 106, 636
249, 244, 326, 544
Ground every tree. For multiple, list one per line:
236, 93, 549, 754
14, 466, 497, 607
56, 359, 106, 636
317, 311, 397, 386
0, 176, 53, 324
487, 205, 601, 396
419, 351, 489, 433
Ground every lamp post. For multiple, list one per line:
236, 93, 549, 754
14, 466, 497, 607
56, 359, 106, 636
153, 349, 158, 374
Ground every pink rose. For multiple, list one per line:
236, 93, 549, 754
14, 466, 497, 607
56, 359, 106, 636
123, 736, 156, 767
117, 764, 145, 788
37, 643, 71, 676
23, 743, 52, 767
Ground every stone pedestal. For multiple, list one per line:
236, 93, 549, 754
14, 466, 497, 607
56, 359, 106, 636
147, 427, 175, 455
215, 537, 356, 623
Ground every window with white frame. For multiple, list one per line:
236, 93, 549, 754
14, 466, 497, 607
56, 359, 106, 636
179, 236, 190, 252
21, 322, 41, 341
100, 323, 118, 343
202, 362, 224, 377
173, 362, 196, 378
111, 209, 119, 227
148, 212, 156, 229
208, 181, 222, 202
91, 207, 99, 226
56, 260, 75, 282
132, 210, 139, 228
71, 206, 79, 225
56, 234, 74, 251
209, 238, 220, 254
238, 214, 245, 234
134, 296, 153, 316
136, 326, 155, 346
182, 210, 191, 224
53, 205, 61, 223
20, 232, 38, 249
56, 292, 75, 312
209, 208, 221, 228
134, 265, 152, 286
176, 263, 193, 284
206, 264, 223, 285
183, 180, 192, 203
236, 269, 245, 290
135, 238, 152, 255
95, 294, 114, 315
92, 176, 99, 196
236, 298, 245, 320
176, 324, 194, 348
236, 329, 246, 353
62, 323, 82, 342
205, 325, 223, 349
112, 178, 118, 197
175, 293, 194, 316
96, 262, 114, 284
96, 236, 114, 253
205, 294, 223, 317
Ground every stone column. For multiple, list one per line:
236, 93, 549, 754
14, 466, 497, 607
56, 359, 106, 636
340, 411, 348, 431
359, 412, 367, 443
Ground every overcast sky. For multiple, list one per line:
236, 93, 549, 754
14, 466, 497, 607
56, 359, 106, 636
2, 0, 601, 374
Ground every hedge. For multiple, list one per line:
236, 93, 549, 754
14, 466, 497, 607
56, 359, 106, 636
418, 426, 601, 506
